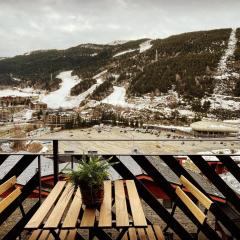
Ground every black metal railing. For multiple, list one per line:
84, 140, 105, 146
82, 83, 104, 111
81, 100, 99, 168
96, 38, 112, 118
0, 138, 240, 239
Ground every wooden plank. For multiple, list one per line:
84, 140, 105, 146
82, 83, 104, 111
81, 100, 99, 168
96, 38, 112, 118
115, 180, 129, 227
123, 232, 129, 240
153, 225, 165, 240
80, 208, 96, 227
176, 186, 206, 224
66, 230, 77, 240
46, 230, 59, 240
180, 175, 213, 209
44, 183, 74, 228
25, 181, 66, 229
146, 225, 156, 240
61, 187, 82, 229
58, 230, 68, 240
39, 230, 50, 240
126, 180, 147, 227
99, 181, 112, 227
137, 228, 147, 240
0, 187, 21, 214
28, 230, 42, 240
129, 228, 138, 240
0, 176, 16, 195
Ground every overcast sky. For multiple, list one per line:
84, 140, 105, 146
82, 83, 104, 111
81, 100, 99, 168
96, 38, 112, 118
0, 0, 240, 57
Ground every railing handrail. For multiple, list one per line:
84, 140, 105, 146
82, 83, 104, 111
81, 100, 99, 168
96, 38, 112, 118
0, 138, 239, 141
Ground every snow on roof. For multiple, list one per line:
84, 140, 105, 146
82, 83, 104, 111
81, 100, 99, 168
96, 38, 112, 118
69, 155, 143, 181
191, 121, 239, 133
197, 149, 240, 161
220, 167, 240, 195
0, 154, 143, 186
0, 153, 69, 185
143, 123, 192, 133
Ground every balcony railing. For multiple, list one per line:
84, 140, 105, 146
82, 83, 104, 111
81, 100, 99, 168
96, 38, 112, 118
0, 138, 240, 239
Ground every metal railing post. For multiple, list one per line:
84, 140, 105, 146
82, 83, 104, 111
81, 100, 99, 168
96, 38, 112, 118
53, 140, 59, 185
37, 155, 42, 204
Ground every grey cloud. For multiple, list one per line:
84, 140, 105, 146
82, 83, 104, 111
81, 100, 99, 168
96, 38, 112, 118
0, 0, 240, 56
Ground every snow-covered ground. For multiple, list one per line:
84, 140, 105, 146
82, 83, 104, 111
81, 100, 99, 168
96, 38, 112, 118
0, 88, 38, 97
39, 70, 106, 109
113, 40, 153, 57
40, 71, 82, 108
0, 70, 107, 109
13, 109, 34, 122
108, 40, 128, 45
204, 94, 240, 111
139, 40, 153, 53
113, 49, 138, 57
101, 86, 132, 107
214, 28, 239, 94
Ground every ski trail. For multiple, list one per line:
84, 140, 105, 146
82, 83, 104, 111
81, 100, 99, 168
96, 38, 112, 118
214, 28, 239, 94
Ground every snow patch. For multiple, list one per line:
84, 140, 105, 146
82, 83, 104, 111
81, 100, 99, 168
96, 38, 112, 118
40, 70, 105, 109
204, 94, 240, 111
113, 49, 138, 57
108, 40, 128, 45
214, 28, 239, 94
139, 40, 152, 53
101, 86, 132, 107
0, 88, 38, 97
40, 71, 81, 109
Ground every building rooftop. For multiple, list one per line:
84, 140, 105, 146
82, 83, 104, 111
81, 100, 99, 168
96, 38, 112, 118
190, 120, 239, 133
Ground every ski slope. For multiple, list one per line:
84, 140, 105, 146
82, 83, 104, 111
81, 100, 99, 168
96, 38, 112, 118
139, 40, 152, 53
40, 70, 105, 109
101, 86, 131, 107
214, 28, 239, 94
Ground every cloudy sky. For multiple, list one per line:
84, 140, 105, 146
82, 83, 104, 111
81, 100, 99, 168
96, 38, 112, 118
1, 0, 240, 57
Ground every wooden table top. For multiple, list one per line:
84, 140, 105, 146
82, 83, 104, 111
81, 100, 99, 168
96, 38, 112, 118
25, 180, 147, 230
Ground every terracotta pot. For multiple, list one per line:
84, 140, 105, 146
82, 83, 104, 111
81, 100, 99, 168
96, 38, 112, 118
79, 183, 104, 207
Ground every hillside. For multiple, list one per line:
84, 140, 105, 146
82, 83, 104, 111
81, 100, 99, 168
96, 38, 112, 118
0, 28, 240, 118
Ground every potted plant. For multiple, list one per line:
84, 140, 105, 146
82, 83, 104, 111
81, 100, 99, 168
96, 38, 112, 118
67, 155, 112, 207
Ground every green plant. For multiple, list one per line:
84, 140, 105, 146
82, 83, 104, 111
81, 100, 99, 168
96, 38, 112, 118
67, 155, 112, 187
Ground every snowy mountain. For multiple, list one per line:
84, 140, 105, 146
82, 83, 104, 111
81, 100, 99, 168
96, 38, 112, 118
0, 28, 240, 118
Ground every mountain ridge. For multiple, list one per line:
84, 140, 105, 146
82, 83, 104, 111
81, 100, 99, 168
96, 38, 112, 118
0, 28, 240, 117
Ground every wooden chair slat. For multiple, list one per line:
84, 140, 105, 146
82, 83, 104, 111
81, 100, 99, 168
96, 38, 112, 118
176, 186, 206, 224
153, 225, 165, 240
137, 228, 147, 240
146, 225, 156, 240
123, 232, 129, 240
44, 183, 74, 228
28, 229, 42, 240
25, 181, 66, 229
126, 180, 147, 227
39, 230, 50, 240
80, 208, 96, 227
46, 230, 59, 240
115, 180, 129, 227
180, 175, 213, 209
0, 187, 21, 214
66, 229, 77, 240
59, 230, 68, 240
99, 180, 112, 227
0, 176, 16, 195
62, 187, 82, 228
129, 228, 138, 240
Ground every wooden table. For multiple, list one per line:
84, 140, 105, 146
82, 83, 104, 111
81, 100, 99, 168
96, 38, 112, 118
25, 180, 147, 240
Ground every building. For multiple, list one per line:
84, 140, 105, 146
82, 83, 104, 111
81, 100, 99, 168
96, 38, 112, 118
0, 108, 12, 122
191, 120, 239, 138
45, 111, 78, 125
0, 96, 32, 106
30, 101, 47, 111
